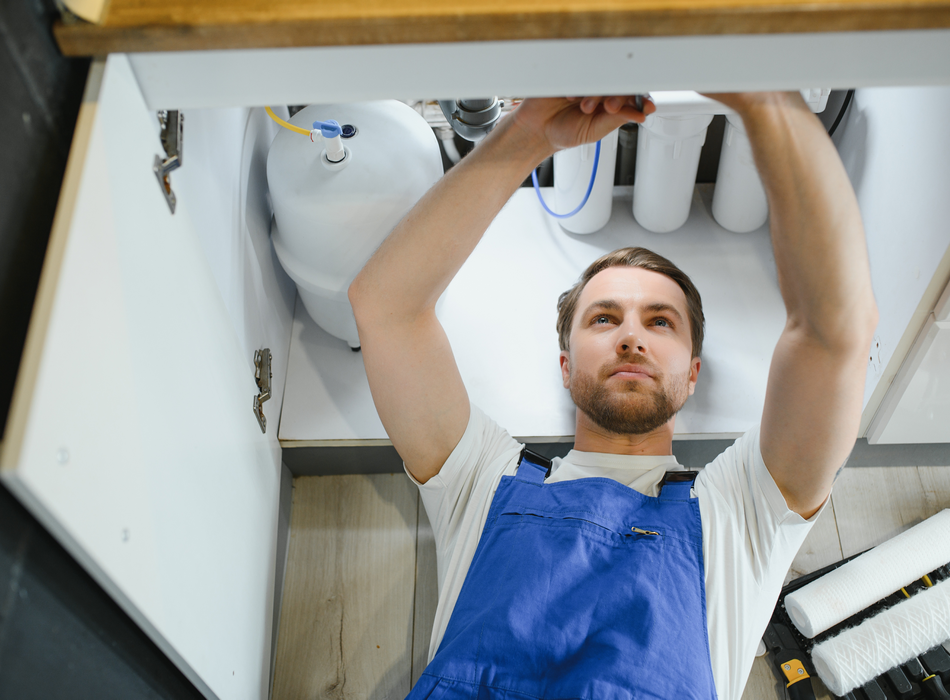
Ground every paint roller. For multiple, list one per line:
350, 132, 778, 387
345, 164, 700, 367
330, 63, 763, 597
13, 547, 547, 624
782, 509, 950, 697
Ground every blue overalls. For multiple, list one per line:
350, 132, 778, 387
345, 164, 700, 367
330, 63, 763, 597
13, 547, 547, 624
407, 449, 719, 700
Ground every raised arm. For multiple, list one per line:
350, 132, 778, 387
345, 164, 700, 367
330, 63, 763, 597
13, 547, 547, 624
349, 97, 653, 484
713, 92, 879, 519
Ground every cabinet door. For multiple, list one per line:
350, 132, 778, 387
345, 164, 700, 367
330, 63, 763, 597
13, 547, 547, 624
868, 311, 950, 444
1, 55, 282, 700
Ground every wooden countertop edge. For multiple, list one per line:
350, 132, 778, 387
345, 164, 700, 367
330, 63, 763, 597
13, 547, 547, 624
55, 6, 950, 56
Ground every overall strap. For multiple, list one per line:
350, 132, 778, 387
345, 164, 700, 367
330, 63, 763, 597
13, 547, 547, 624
658, 470, 698, 500
516, 447, 552, 484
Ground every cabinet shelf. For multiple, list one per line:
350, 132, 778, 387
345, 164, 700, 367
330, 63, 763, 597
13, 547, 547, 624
54, 0, 950, 56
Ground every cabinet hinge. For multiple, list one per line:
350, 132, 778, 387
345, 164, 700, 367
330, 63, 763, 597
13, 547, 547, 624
253, 348, 272, 433
153, 110, 183, 214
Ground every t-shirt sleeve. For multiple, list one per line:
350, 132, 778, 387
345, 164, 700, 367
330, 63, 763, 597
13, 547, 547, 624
696, 425, 828, 700
403, 403, 523, 592
697, 425, 825, 580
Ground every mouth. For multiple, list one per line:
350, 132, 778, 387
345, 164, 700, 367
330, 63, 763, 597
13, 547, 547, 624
608, 364, 655, 380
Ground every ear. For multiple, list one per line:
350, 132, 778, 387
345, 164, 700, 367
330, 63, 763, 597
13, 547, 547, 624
687, 356, 702, 396
559, 350, 571, 389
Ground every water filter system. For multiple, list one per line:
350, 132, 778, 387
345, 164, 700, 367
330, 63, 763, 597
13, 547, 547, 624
540, 90, 830, 235
263, 91, 830, 348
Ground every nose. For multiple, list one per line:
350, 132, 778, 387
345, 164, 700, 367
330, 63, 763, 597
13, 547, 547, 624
617, 319, 647, 355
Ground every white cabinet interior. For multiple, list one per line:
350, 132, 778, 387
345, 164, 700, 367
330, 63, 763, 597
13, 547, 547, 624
279, 185, 787, 445
2, 47, 950, 700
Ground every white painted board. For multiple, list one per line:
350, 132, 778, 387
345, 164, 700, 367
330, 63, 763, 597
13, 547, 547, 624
0, 55, 287, 700
868, 316, 950, 444
279, 184, 787, 445
126, 31, 950, 110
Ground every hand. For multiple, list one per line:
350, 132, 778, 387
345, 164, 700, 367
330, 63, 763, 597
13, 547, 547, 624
506, 95, 655, 160
700, 91, 807, 118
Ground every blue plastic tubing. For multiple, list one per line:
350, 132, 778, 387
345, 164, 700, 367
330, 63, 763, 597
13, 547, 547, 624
532, 140, 601, 219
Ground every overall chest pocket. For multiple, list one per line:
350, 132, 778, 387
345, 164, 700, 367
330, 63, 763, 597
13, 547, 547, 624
496, 507, 665, 550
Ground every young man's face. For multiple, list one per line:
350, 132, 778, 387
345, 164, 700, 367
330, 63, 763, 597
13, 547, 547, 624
559, 266, 701, 435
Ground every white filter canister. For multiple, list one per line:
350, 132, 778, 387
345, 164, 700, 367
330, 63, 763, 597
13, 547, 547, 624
712, 114, 769, 232
633, 113, 713, 233
553, 128, 619, 234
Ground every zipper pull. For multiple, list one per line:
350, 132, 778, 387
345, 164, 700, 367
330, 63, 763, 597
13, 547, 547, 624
631, 527, 660, 536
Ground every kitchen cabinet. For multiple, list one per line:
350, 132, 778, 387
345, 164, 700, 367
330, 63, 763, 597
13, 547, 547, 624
2, 23, 950, 700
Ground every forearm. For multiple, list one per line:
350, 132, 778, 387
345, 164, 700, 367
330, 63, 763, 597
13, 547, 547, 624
735, 93, 879, 515
739, 93, 878, 347
349, 113, 549, 323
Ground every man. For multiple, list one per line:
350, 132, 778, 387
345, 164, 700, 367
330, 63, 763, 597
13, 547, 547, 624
348, 93, 878, 700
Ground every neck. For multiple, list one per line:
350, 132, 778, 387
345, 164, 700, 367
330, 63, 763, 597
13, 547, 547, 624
572, 411, 676, 456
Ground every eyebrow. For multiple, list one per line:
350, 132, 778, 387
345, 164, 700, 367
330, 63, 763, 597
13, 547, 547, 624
580, 300, 686, 325
644, 303, 686, 325
581, 300, 623, 320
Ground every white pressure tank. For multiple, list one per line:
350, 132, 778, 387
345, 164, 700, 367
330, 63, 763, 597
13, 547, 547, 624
267, 101, 443, 348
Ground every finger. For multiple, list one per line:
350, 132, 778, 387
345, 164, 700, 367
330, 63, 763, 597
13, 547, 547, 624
598, 95, 654, 117
612, 106, 647, 124
580, 97, 603, 114
609, 96, 655, 124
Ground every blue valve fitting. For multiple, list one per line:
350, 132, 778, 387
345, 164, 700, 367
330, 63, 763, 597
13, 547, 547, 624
313, 120, 343, 139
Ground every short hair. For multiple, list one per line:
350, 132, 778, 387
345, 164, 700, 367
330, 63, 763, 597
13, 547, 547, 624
556, 247, 705, 358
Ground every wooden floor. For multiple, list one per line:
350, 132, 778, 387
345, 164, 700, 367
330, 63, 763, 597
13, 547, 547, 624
271, 466, 950, 700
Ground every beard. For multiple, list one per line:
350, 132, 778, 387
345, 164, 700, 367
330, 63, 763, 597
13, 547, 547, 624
569, 358, 691, 436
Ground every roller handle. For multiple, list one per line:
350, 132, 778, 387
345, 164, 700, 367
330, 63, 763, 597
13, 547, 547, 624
774, 654, 816, 700
923, 674, 950, 700
787, 680, 816, 700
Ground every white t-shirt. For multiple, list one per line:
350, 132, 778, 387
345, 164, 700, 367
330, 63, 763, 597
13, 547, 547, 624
406, 405, 825, 700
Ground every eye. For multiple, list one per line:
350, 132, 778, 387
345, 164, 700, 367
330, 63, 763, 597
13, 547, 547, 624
653, 317, 672, 328
592, 314, 612, 325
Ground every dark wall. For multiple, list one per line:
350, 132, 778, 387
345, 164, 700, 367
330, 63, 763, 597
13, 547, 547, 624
0, 0, 85, 438
0, 2, 202, 697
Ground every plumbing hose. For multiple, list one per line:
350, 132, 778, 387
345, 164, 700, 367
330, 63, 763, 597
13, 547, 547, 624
532, 140, 601, 219
265, 106, 310, 136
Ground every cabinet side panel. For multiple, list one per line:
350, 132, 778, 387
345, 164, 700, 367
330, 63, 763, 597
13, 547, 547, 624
174, 106, 296, 438
837, 87, 950, 431
2, 54, 281, 700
